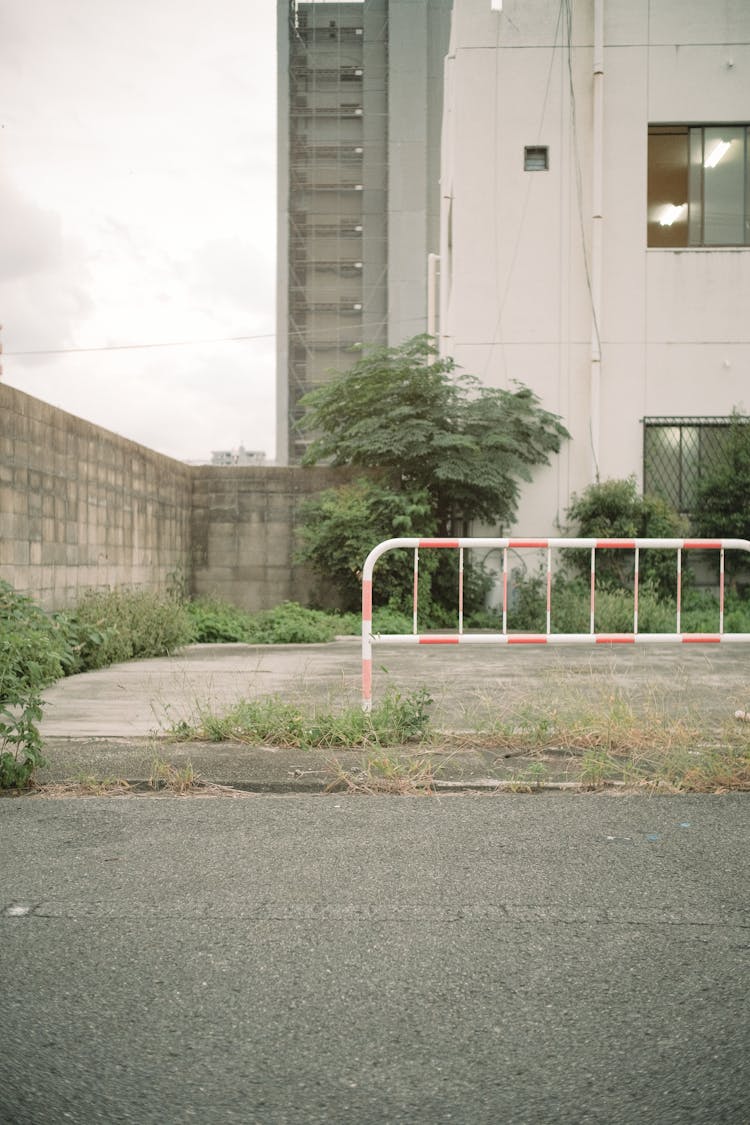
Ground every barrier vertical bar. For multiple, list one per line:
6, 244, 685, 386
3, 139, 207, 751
676, 548, 682, 634
546, 546, 552, 634
634, 545, 640, 635
590, 547, 596, 633
458, 546, 464, 634
362, 576, 373, 713
720, 547, 725, 634
413, 547, 419, 634
502, 546, 508, 635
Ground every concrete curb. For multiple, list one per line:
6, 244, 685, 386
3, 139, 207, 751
33, 736, 601, 795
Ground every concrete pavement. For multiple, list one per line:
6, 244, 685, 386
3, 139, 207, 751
33, 638, 750, 790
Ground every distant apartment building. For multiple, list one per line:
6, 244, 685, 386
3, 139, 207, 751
440, 0, 750, 534
210, 447, 267, 467
276, 0, 452, 464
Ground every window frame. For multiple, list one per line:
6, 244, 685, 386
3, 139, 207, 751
642, 416, 737, 515
647, 124, 750, 249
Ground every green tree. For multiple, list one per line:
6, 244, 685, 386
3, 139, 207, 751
297, 336, 568, 616
301, 336, 568, 535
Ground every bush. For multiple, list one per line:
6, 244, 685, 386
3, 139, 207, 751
187, 599, 363, 645
185, 599, 256, 643
509, 571, 750, 635
66, 589, 193, 670
692, 412, 750, 580
563, 477, 687, 599
245, 603, 340, 644
0, 581, 62, 787
296, 477, 437, 614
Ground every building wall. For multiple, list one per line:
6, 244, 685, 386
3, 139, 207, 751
440, 0, 750, 534
0, 384, 355, 613
276, 0, 452, 465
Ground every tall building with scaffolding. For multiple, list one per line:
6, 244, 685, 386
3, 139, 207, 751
276, 0, 452, 464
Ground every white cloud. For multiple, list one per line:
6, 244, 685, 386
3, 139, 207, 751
0, 0, 277, 460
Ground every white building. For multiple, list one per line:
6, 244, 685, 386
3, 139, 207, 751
439, 0, 750, 534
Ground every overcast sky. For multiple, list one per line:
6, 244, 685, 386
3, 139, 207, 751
0, 0, 277, 462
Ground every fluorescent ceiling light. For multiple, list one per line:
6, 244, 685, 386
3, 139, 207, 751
659, 203, 687, 227
705, 140, 731, 168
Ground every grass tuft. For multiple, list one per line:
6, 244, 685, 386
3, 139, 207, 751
168, 688, 433, 751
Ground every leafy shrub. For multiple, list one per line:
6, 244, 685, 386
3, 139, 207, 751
562, 477, 687, 599
371, 606, 414, 634
187, 599, 361, 645
245, 603, 340, 644
0, 581, 61, 787
67, 589, 193, 669
296, 477, 437, 614
186, 598, 255, 643
509, 571, 750, 634
691, 411, 750, 579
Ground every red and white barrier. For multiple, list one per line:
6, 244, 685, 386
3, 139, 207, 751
361, 537, 750, 711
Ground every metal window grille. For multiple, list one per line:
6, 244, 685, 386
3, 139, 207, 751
643, 417, 737, 514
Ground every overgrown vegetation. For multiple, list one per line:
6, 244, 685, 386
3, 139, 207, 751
562, 476, 688, 598
692, 410, 750, 580
186, 599, 349, 644
169, 687, 433, 750
506, 474, 750, 634
185, 598, 418, 643
60, 589, 193, 670
0, 581, 60, 788
463, 680, 750, 793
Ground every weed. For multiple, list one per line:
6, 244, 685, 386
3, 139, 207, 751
74, 775, 132, 796
507, 761, 549, 792
168, 687, 433, 751
326, 754, 436, 795
149, 757, 200, 794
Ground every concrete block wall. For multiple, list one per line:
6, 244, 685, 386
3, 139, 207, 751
0, 384, 193, 609
1, 384, 356, 613
191, 465, 354, 612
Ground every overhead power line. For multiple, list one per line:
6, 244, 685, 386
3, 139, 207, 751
4, 332, 276, 358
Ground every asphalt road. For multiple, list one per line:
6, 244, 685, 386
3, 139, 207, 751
1, 792, 748, 1124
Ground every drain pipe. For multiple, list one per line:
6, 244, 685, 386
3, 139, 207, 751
427, 252, 440, 341
590, 0, 604, 479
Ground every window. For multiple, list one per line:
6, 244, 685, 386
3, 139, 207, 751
524, 145, 548, 171
648, 125, 750, 247
643, 417, 735, 513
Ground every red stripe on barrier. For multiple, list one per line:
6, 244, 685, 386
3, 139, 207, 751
682, 635, 721, 643
597, 540, 635, 549
508, 635, 548, 644
419, 539, 459, 548
419, 636, 460, 645
362, 579, 372, 620
508, 539, 548, 549
362, 659, 372, 697
596, 635, 636, 644
684, 540, 722, 549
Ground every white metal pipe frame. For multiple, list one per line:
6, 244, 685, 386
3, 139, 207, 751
361, 537, 750, 711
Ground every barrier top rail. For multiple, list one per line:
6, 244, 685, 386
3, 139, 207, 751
361, 537, 750, 711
